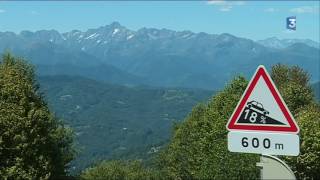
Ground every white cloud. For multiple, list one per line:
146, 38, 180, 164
207, 0, 245, 12
0, 9, 6, 13
207, 0, 225, 5
290, 6, 319, 14
264, 8, 279, 13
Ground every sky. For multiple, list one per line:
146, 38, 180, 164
0, 1, 319, 41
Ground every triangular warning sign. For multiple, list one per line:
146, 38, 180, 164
227, 65, 299, 133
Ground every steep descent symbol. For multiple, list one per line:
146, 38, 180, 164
226, 65, 299, 133
237, 101, 284, 125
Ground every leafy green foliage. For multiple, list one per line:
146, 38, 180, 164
284, 104, 320, 179
271, 64, 314, 114
0, 53, 75, 179
271, 64, 320, 179
80, 160, 164, 180
158, 77, 259, 179
312, 81, 320, 101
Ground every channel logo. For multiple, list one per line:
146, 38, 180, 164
287, 16, 296, 30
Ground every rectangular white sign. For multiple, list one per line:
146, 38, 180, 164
228, 131, 299, 156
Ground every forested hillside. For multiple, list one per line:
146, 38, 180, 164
38, 75, 213, 172
80, 65, 320, 179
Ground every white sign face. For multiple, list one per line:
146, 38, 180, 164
236, 76, 288, 125
228, 131, 299, 156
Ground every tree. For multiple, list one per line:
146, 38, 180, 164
158, 64, 319, 179
271, 64, 320, 179
0, 53, 75, 179
284, 104, 320, 179
271, 64, 314, 114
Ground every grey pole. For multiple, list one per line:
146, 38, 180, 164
256, 154, 296, 180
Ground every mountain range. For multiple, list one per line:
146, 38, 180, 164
1, 22, 319, 90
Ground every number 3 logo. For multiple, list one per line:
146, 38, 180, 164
287, 16, 296, 30
288, 18, 296, 28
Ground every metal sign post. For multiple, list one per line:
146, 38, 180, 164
257, 155, 296, 180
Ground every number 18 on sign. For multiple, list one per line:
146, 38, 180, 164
226, 65, 300, 156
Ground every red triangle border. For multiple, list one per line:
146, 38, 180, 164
227, 66, 299, 133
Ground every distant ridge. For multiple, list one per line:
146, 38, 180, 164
257, 37, 319, 49
1, 21, 319, 90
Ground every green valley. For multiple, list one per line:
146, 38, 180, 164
38, 75, 213, 173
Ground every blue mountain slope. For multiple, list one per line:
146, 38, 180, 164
1, 22, 319, 90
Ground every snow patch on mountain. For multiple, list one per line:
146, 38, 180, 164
85, 33, 99, 40
112, 29, 119, 36
127, 34, 134, 40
